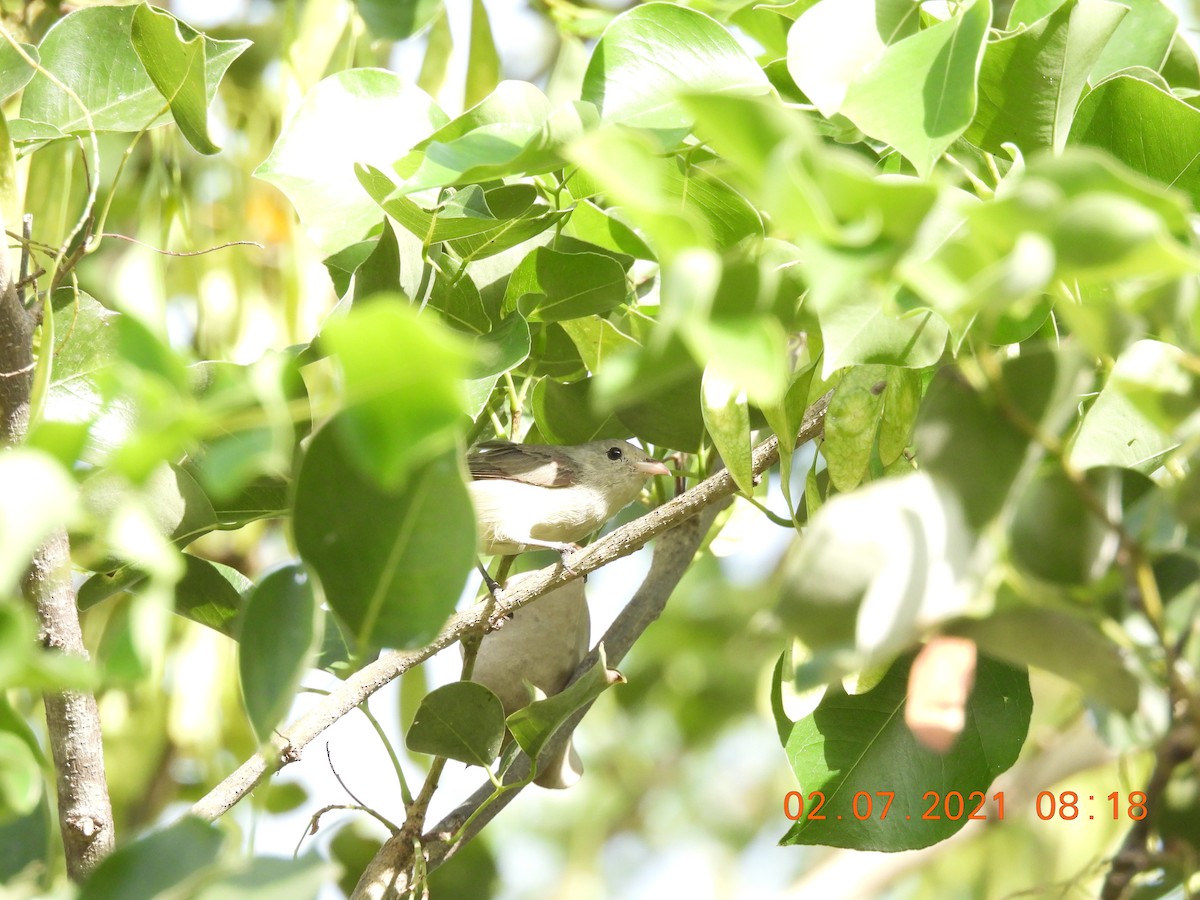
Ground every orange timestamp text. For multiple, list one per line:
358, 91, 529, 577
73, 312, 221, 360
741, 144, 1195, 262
783, 790, 1149, 822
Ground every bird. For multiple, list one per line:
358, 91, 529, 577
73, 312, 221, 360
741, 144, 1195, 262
470, 575, 591, 789
466, 439, 671, 557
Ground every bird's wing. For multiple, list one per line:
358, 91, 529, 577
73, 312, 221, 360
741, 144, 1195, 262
467, 442, 578, 488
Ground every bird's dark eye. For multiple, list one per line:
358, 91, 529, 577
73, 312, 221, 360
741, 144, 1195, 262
606, 446, 623, 461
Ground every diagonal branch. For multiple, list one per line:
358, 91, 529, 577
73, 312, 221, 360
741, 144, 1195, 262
189, 392, 830, 825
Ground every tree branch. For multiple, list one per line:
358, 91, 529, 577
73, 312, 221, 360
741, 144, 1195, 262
0, 211, 115, 880
189, 392, 830, 826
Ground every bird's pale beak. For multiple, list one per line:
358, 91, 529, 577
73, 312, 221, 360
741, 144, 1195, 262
636, 459, 672, 477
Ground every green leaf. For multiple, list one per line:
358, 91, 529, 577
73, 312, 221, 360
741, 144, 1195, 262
394, 83, 596, 192
785, 0, 889, 118
19, 5, 247, 137
174, 557, 249, 637
1068, 74, 1200, 207
964, 0, 1127, 155
294, 425, 474, 650
0, 42, 38, 102
1010, 463, 1118, 584
429, 272, 490, 335
582, 3, 770, 134
507, 648, 623, 770
701, 367, 754, 495
1088, 0, 1177, 83
559, 316, 640, 373
1070, 339, 1187, 471
81, 462, 218, 552
562, 200, 655, 261
0, 451, 77, 595
407, 681, 506, 766
358, 169, 566, 259
0, 732, 40, 823
190, 853, 334, 900
504, 247, 628, 323
352, 218, 402, 303
239, 564, 322, 742
418, 6, 454, 97
777, 472, 974, 655
533, 378, 626, 444
820, 0, 991, 176
952, 605, 1138, 713
466, 0, 501, 109
776, 651, 1031, 850
823, 365, 889, 492
130, 5, 220, 155
877, 367, 921, 465
79, 817, 224, 900
256, 71, 448, 254
44, 293, 127, 460
471, 314, 530, 378
915, 345, 1086, 530
353, 0, 442, 40
323, 301, 470, 487
816, 294, 949, 378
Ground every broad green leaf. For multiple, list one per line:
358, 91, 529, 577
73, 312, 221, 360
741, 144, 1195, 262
358, 168, 566, 259
80, 462, 218, 552
763, 363, 818, 518
836, 0, 991, 176
256, 71, 448, 254
466, 0, 501, 109
323, 301, 470, 488
504, 247, 628, 323
776, 650, 1031, 850
582, 3, 770, 134
786, 0, 886, 118
1051, 192, 1196, 280
701, 367, 753, 494
562, 199, 655, 261
559, 316, 640, 373
507, 648, 623, 770
0, 42, 38, 101
1009, 464, 1117, 584
418, 6, 453, 96
964, 0, 1127, 155
816, 295, 949, 378
43, 293, 128, 460
471, 314, 531, 379
430, 272, 490, 335
239, 564, 322, 742
533, 378, 626, 444
778, 471, 974, 655
0, 733, 40, 823
394, 82, 596, 192
174, 556, 249, 637
79, 817, 223, 900
352, 218, 402, 303
1068, 74, 1200, 207
406, 681, 505, 766
0, 450, 76, 595
19, 5, 247, 137
952, 604, 1138, 713
1088, 0, 1177, 83
294, 426, 473, 650
823, 365, 889, 492
191, 853, 334, 900
353, 0, 442, 39
131, 5, 219, 155
1070, 339, 1188, 471
567, 130, 762, 256
915, 346, 1087, 529
567, 128, 705, 257
0, 795, 50, 881
878, 367, 921, 465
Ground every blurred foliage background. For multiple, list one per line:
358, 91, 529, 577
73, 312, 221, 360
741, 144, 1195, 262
4, 0, 1200, 897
